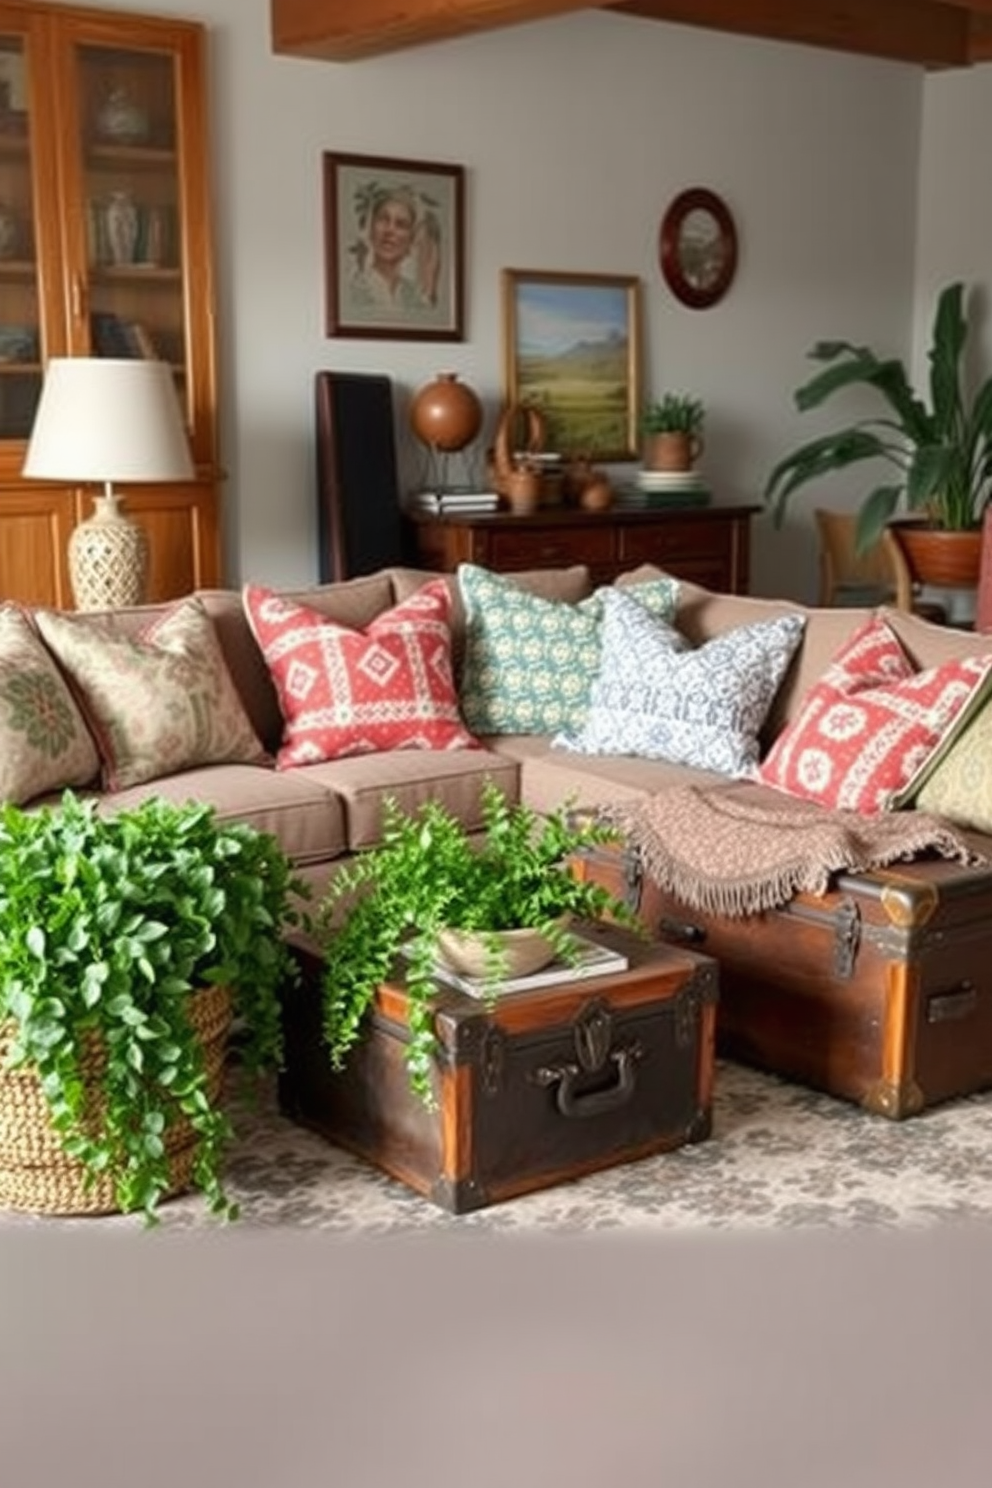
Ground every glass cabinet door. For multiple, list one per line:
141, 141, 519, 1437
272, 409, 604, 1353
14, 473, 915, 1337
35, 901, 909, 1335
50, 15, 217, 471
72, 44, 187, 395
0, 31, 43, 442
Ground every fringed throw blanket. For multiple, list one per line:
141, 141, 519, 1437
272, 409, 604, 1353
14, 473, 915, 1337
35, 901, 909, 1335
603, 781, 987, 918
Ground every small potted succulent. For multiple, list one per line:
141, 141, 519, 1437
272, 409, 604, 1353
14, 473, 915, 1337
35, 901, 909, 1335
640, 393, 705, 471
316, 781, 643, 1107
0, 793, 308, 1223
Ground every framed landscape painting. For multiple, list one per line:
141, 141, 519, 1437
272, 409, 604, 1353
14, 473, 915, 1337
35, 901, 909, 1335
323, 150, 465, 340
501, 270, 642, 460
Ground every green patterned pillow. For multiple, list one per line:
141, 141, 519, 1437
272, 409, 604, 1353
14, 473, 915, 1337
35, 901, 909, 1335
0, 605, 100, 805
34, 597, 268, 792
457, 564, 680, 735
913, 695, 992, 830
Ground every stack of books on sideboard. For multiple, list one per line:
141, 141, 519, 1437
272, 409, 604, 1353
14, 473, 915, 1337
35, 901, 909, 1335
407, 488, 500, 516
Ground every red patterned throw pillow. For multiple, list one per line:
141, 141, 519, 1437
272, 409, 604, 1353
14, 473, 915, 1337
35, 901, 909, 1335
758, 616, 992, 813
243, 580, 478, 766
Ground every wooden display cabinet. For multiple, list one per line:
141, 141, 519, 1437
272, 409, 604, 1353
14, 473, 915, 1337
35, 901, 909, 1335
0, 1, 221, 607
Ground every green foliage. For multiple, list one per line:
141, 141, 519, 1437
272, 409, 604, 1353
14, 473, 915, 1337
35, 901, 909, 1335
0, 793, 308, 1223
317, 781, 643, 1107
765, 281, 992, 552
640, 393, 705, 436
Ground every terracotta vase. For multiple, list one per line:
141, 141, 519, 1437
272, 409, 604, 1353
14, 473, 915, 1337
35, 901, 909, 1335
580, 474, 613, 512
409, 373, 483, 453
504, 464, 542, 515
643, 431, 703, 472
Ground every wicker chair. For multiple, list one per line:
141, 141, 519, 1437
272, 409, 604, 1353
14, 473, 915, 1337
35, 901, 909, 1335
815, 508, 945, 620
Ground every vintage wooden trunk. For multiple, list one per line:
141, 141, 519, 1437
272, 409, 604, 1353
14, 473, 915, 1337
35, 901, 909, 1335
279, 927, 718, 1213
571, 845, 992, 1119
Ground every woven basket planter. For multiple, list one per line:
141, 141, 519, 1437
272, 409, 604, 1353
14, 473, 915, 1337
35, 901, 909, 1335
0, 983, 232, 1217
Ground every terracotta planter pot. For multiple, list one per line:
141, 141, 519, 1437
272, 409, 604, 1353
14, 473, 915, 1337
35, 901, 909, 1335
643, 431, 702, 472
888, 522, 984, 590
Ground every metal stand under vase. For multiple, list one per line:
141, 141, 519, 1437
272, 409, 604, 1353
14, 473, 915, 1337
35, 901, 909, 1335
68, 490, 149, 610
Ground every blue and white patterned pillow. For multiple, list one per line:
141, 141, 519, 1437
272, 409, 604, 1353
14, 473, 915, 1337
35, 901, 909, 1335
457, 565, 680, 735
554, 587, 806, 776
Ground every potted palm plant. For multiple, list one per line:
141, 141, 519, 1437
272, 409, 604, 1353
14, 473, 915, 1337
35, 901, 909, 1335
316, 781, 643, 1107
764, 280, 992, 588
640, 393, 705, 472
0, 793, 307, 1223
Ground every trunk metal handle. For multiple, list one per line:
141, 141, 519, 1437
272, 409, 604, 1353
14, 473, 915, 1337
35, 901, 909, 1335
533, 1044, 642, 1119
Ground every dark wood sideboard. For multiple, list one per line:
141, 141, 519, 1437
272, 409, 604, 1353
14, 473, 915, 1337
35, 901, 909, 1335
408, 504, 759, 593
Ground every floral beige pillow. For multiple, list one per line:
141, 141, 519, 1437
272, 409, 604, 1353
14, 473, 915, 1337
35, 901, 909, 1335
0, 606, 100, 805
34, 598, 267, 791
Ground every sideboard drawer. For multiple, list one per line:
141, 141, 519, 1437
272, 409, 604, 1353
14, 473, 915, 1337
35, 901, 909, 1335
487, 524, 615, 570
617, 518, 731, 566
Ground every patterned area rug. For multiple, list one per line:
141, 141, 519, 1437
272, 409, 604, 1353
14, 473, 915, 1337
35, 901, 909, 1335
4, 1061, 992, 1232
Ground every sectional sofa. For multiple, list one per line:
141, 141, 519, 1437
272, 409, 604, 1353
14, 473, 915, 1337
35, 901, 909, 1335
7, 559, 992, 1117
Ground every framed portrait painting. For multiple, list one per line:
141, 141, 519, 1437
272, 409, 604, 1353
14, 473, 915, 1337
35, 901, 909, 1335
324, 151, 465, 341
501, 270, 642, 460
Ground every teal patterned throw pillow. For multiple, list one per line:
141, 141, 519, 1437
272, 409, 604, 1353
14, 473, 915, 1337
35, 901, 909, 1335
457, 564, 680, 735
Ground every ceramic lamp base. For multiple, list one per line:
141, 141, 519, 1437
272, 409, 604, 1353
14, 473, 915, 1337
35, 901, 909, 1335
68, 491, 149, 610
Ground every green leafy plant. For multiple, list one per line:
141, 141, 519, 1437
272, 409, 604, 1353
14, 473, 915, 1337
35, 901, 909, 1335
318, 781, 643, 1107
765, 280, 992, 553
0, 793, 308, 1223
640, 393, 705, 436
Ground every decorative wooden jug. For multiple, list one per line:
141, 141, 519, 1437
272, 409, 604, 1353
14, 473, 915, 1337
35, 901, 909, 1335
490, 403, 546, 511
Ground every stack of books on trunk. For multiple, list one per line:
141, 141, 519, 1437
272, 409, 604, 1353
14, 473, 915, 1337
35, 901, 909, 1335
407, 488, 501, 516
430, 932, 629, 999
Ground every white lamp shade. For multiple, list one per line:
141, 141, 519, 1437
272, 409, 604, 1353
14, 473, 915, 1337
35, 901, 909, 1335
22, 357, 194, 483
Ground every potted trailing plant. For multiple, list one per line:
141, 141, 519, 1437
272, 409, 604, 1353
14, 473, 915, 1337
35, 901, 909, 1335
0, 793, 307, 1223
640, 393, 705, 472
317, 781, 644, 1107
764, 280, 992, 585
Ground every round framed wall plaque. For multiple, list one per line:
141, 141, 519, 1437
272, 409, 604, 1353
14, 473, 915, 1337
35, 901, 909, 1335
659, 188, 738, 310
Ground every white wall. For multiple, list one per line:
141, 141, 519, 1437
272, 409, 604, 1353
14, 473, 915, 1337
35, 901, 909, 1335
115, 2, 925, 599
915, 65, 992, 381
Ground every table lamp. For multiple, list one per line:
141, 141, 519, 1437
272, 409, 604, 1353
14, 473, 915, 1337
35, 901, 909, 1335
22, 357, 194, 609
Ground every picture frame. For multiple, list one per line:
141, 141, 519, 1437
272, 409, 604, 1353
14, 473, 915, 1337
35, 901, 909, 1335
659, 188, 738, 310
501, 269, 642, 460
323, 151, 465, 341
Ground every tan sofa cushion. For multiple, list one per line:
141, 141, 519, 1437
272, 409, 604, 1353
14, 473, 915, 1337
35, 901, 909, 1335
95, 763, 348, 866
488, 734, 725, 817
882, 605, 992, 670
294, 747, 519, 851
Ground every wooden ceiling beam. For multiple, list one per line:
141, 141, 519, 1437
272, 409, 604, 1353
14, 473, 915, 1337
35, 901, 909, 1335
606, 0, 973, 70
968, 10, 992, 59
270, 0, 595, 61
270, 0, 988, 67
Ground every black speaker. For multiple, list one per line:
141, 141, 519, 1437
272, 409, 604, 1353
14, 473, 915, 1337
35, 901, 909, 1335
314, 371, 410, 582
